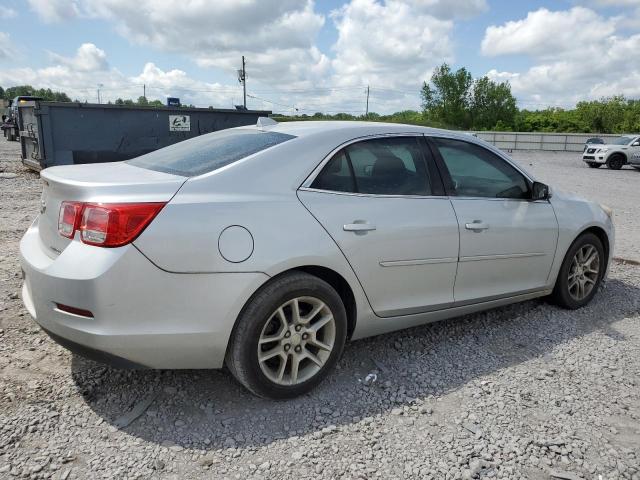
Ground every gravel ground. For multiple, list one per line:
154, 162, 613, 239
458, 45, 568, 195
1, 142, 639, 480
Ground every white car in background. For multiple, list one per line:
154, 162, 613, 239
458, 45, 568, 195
20, 120, 615, 398
582, 134, 640, 170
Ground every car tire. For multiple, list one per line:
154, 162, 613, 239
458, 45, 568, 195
606, 154, 625, 170
226, 271, 347, 399
587, 162, 601, 168
551, 233, 605, 310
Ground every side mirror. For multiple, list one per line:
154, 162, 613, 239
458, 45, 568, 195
531, 181, 550, 201
632, 142, 640, 146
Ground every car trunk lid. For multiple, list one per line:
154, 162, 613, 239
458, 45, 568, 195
39, 162, 186, 255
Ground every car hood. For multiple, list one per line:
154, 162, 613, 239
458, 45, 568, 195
595, 143, 627, 149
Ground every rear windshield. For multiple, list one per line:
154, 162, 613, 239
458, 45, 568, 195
127, 129, 296, 177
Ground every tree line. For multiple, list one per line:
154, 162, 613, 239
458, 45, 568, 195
279, 64, 639, 134
278, 63, 640, 134
0, 85, 196, 109
0, 85, 72, 102
3, 67, 639, 133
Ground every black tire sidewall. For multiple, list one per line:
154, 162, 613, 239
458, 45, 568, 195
553, 233, 605, 309
607, 155, 624, 170
227, 273, 347, 399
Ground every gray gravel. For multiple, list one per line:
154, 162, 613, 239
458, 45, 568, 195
1, 141, 639, 480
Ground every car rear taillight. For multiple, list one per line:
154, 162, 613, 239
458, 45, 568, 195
58, 201, 83, 238
58, 202, 165, 247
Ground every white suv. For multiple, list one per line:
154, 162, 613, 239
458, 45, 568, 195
583, 135, 640, 170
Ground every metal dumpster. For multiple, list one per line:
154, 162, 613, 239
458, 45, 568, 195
18, 101, 271, 170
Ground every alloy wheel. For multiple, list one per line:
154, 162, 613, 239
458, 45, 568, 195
257, 296, 336, 385
567, 244, 600, 301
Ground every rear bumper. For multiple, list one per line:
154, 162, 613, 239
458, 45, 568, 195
20, 220, 269, 369
41, 326, 146, 369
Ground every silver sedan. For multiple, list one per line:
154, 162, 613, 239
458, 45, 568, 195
20, 120, 615, 398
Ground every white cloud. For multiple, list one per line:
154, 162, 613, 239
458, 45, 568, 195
26, 0, 80, 23
0, 32, 13, 60
482, 7, 615, 58
0, 7, 17, 19
17, 0, 491, 114
0, 43, 243, 107
49, 43, 108, 72
483, 7, 640, 107
23, 0, 329, 86
313, 0, 487, 114
403, 0, 487, 19
585, 0, 640, 6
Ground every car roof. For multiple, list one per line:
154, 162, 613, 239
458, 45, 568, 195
257, 120, 462, 139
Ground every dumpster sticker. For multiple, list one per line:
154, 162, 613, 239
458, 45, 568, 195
169, 115, 190, 132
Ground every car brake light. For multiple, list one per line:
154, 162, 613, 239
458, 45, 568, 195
58, 201, 83, 238
58, 202, 165, 247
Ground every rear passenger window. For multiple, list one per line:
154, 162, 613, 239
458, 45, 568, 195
311, 137, 431, 196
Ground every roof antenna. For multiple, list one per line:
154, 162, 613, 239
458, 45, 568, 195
257, 117, 278, 130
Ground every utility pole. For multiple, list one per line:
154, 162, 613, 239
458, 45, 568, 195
97, 83, 103, 104
143, 83, 146, 100
237, 56, 247, 109
365, 85, 370, 117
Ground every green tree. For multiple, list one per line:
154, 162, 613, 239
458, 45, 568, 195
2, 85, 70, 102
575, 96, 627, 133
421, 63, 473, 128
470, 76, 517, 130
4, 85, 36, 99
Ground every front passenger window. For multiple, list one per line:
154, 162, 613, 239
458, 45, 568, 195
432, 137, 530, 199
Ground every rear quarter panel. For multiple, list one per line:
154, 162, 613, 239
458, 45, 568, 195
133, 137, 373, 321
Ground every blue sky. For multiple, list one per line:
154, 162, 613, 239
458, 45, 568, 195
0, 0, 638, 113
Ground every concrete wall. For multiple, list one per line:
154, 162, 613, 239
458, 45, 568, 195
473, 132, 622, 152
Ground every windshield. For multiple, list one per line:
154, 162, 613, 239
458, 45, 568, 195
127, 129, 295, 177
611, 136, 635, 145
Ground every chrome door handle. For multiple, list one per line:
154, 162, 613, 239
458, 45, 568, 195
343, 223, 376, 232
465, 221, 489, 232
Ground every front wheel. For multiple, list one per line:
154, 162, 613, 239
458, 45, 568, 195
226, 272, 347, 399
551, 233, 605, 309
607, 155, 625, 170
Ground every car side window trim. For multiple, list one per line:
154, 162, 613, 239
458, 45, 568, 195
425, 135, 537, 201
417, 136, 445, 196
343, 149, 360, 193
301, 134, 443, 198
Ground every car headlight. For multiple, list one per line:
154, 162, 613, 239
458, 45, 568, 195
598, 148, 608, 153
600, 203, 613, 220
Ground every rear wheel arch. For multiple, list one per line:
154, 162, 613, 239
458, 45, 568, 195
229, 265, 358, 346
293, 266, 357, 340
